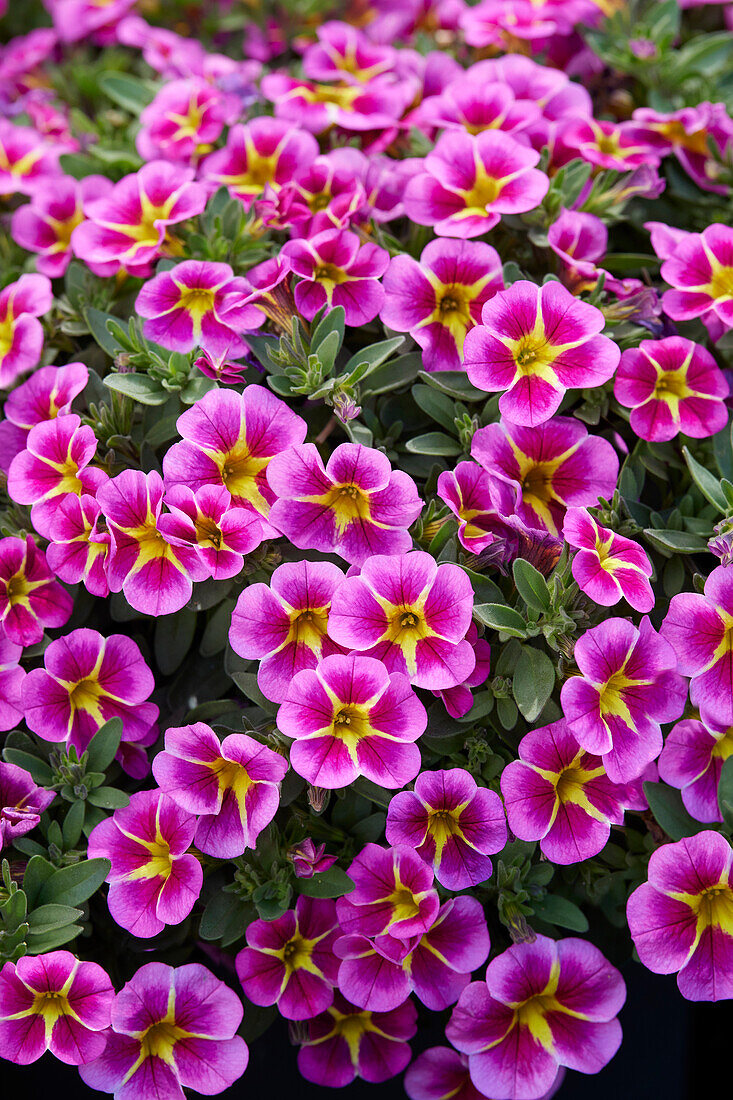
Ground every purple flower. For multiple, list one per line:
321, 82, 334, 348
289, 838, 337, 879
0, 635, 25, 732
405, 1048, 565, 1100
658, 716, 733, 824
337, 843, 439, 941
0, 761, 54, 852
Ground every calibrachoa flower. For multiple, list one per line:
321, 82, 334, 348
162, 386, 306, 524
45, 0, 136, 43
0, 274, 53, 389
405, 1047, 487, 1100
561, 117, 661, 171
471, 416, 619, 536
380, 239, 504, 372
386, 768, 506, 889
200, 118, 318, 206
661, 566, 733, 729
46, 494, 111, 597
79, 962, 248, 1098
432, 622, 492, 720
501, 719, 631, 864
235, 896, 340, 1019
561, 617, 687, 783
289, 838, 337, 878
229, 559, 345, 703
0, 952, 113, 1065
659, 223, 733, 338
436, 461, 514, 553
98, 469, 207, 616
464, 280, 620, 426
404, 129, 548, 238
152, 722, 287, 858
266, 441, 422, 566
627, 831, 733, 1001
22, 627, 159, 764
328, 551, 476, 690
260, 72, 416, 135
296, 993, 417, 1087
337, 843, 440, 940
447, 936, 625, 1100
614, 336, 729, 441
0, 761, 54, 851
658, 716, 733, 823
0, 118, 60, 197
0, 362, 88, 465
158, 484, 263, 580
0, 535, 73, 647
280, 228, 389, 325
10, 175, 107, 278
87, 789, 203, 939
277, 653, 426, 789
563, 507, 654, 612
135, 260, 264, 356
137, 77, 238, 163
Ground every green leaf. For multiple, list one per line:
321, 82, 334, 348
533, 895, 589, 932
225, 649, 278, 715
22, 856, 57, 909
27, 904, 83, 934
643, 782, 703, 841
473, 603, 527, 637
682, 447, 727, 512
1, 748, 53, 786
38, 858, 111, 908
513, 559, 552, 613
180, 376, 217, 404
199, 890, 255, 946
311, 305, 345, 356
294, 868, 355, 899
98, 72, 155, 114
717, 757, 733, 829
84, 308, 123, 357
463, 568, 505, 605
512, 646, 555, 722
412, 384, 459, 433
62, 801, 85, 850
200, 598, 236, 657
363, 352, 421, 395
86, 787, 130, 810
314, 329, 341, 375
154, 608, 197, 675
404, 431, 461, 456
643, 529, 709, 554
343, 336, 404, 376
25, 925, 84, 954
104, 373, 170, 405
85, 718, 124, 773
417, 370, 485, 401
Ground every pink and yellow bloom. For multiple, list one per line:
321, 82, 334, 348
0, 362, 88, 472
278, 653, 426, 789
0, 535, 73, 647
46, 494, 111, 598
563, 507, 654, 612
337, 843, 439, 940
158, 484, 263, 581
200, 118, 318, 207
0, 118, 61, 197
436, 462, 514, 554
137, 77, 238, 163
11, 175, 107, 278
658, 716, 733, 824
0, 952, 113, 1065
260, 72, 415, 135
660, 223, 733, 339
464, 280, 620, 426
152, 722, 287, 858
386, 768, 506, 889
280, 228, 389, 325
627, 831, 733, 1001
0, 761, 54, 851
561, 117, 661, 171
0, 636, 25, 732
0, 274, 53, 389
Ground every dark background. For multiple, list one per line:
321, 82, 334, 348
1, 964, 730, 1098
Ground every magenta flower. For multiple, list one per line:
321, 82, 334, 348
0, 119, 60, 197
501, 719, 632, 864
563, 507, 654, 612
80, 961, 248, 1098
414, 73, 541, 140
137, 77, 237, 163
404, 129, 548, 238
229, 559, 345, 703
633, 103, 733, 193
380, 239, 504, 371
71, 161, 207, 276
0, 636, 25, 731
7, 413, 107, 539
437, 461, 514, 553
548, 208, 607, 281
280, 228, 389, 325
0, 761, 54, 851
561, 617, 687, 784
615, 337, 729, 441
658, 716, 733, 823
45, 0, 135, 42
464, 280, 620, 426
562, 117, 661, 172
162, 386, 306, 525
0, 535, 73, 647
267, 442, 421, 566
328, 551, 476, 690
11, 175, 107, 278
302, 21, 396, 83
337, 843, 439, 940
135, 260, 264, 357
447, 936, 625, 1100
236, 896, 339, 1020
627, 831, 733, 1001
23, 627, 158, 767
278, 653, 425, 789
152, 722, 287, 858
660, 223, 733, 338
46, 494, 111, 597
405, 1047, 488, 1100
98, 469, 207, 617
432, 623, 492, 720
0, 362, 88, 464
87, 789, 202, 939
471, 416, 619, 536
0, 952, 113, 1065
260, 73, 415, 135
200, 118, 318, 206
289, 838, 337, 879
297, 992, 416, 1087
0, 274, 53, 389
386, 769, 506, 889
158, 484, 263, 581
259, 149, 367, 237
661, 566, 733, 729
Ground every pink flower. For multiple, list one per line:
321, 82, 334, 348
236, 896, 339, 1020
302, 21, 397, 84
0, 362, 88, 472
464, 280, 620, 426
404, 129, 548, 239
135, 260, 264, 356
152, 722, 287, 858
0, 761, 54, 851
79, 962, 248, 1098
158, 484, 263, 580
658, 716, 733, 824
337, 843, 439, 940
267, 442, 421, 566
46, 494, 111, 598
563, 507, 654, 612
11, 176, 107, 278
0, 274, 53, 389
0, 535, 73, 647
633, 102, 733, 194
199, 118, 318, 207
44, 0, 136, 43
413, 73, 541, 140
627, 831, 733, 1001
615, 337, 729, 441
137, 77, 238, 163
436, 461, 514, 553
0, 636, 25, 732
381, 239, 504, 371
281, 228, 389, 325
547, 208, 607, 282
327, 550, 476, 690
406, 1047, 559, 1100
260, 73, 416, 135
0, 952, 113, 1065
386, 768, 506, 889
659, 223, 733, 338
0, 119, 61, 197
432, 623, 492, 719
561, 117, 662, 171
278, 653, 426, 789
289, 838, 337, 879
87, 789, 203, 939
258, 149, 368, 237
229, 559, 345, 703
